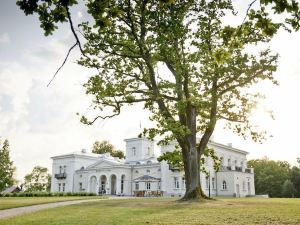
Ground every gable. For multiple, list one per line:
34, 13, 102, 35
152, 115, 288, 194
86, 159, 123, 170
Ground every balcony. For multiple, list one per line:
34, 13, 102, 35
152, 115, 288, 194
55, 173, 67, 179
245, 168, 252, 173
169, 165, 180, 172
235, 166, 242, 172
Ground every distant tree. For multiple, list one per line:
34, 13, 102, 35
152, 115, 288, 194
297, 157, 300, 166
291, 166, 300, 198
0, 139, 15, 191
92, 140, 114, 154
281, 180, 295, 198
248, 159, 291, 197
111, 150, 125, 159
24, 166, 51, 192
92, 140, 125, 159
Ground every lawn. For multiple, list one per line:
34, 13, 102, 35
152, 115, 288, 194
0, 197, 299, 225
0, 196, 101, 210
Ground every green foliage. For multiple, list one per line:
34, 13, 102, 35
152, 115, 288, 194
248, 158, 291, 197
0, 139, 15, 192
157, 144, 221, 175
92, 140, 125, 159
291, 166, 300, 197
157, 150, 184, 170
24, 166, 51, 192
281, 180, 295, 198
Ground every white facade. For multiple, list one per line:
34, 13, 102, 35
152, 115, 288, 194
51, 138, 255, 197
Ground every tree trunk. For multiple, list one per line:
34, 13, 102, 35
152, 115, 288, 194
179, 106, 209, 201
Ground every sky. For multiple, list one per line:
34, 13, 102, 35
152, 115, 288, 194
0, 0, 300, 182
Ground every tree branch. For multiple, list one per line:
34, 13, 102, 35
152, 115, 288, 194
47, 42, 78, 87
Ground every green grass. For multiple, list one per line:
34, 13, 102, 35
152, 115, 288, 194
0, 196, 101, 210
0, 197, 299, 224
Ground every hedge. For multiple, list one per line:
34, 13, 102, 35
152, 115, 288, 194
0, 192, 97, 197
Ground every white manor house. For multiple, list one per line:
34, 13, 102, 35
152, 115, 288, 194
50, 137, 255, 197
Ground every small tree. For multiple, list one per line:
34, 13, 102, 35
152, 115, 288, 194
24, 166, 51, 192
0, 139, 15, 191
92, 140, 125, 159
281, 180, 295, 198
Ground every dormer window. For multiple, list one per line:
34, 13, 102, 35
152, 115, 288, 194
132, 147, 136, 156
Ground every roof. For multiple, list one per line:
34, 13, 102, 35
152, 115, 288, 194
208, 141, 249, 155
134, 175, 161, 182
1, 186, 21, 194
51, 150, 104, 160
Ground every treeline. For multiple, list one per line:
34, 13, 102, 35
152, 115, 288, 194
248, 158, 300, 198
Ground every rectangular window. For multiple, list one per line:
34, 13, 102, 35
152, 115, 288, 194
63, 165, 66, 173
146, 182, 151, 190
135, 182, 139, 190
79, 182, 82, 191
58, 183, 61, 192
212, 178, 215, 189
62, 183, 65, 192
174, 177, 179, 189
205, 177, 209, 189
158, 182, 161, 190
182, 177, 185, 189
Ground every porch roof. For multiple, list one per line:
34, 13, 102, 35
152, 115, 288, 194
133, 175, 161, 182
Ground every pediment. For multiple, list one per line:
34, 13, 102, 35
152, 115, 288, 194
86, 159, 122, 170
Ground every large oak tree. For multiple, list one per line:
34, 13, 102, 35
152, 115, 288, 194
17, 0, 300, 200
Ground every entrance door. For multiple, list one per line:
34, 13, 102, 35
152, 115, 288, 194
100, 175, 107, 194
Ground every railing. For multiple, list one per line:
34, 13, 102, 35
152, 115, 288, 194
245, 168, 252, 173
219, 166, 253, 173
55, 173, 67, 179
169, 165, 180, 172
235, 166, 242, 172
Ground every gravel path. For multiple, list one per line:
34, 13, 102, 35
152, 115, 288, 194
0, 198, 106, 219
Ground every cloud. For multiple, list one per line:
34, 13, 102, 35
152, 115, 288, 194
77, 11, 83, 18
0, 33, 10, 44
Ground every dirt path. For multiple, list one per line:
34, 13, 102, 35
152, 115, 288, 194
0, 198, 106, 219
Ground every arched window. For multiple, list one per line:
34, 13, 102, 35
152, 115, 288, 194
132, 147, 136, 156
146, 169, 150, 174
222, 180, 227, 190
